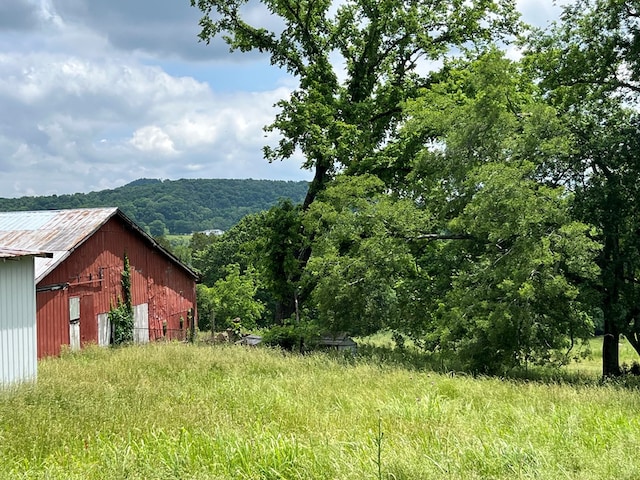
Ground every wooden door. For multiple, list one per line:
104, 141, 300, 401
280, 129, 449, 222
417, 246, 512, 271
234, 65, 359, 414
69, 297, 80, 351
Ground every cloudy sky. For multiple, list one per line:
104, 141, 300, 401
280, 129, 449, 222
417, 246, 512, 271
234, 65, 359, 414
0, 0, 566, 198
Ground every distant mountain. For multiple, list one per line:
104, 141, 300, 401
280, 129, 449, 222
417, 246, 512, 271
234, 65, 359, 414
0, 178, 309, 234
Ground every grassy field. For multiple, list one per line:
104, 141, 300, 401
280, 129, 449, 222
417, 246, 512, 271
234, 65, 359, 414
2, 342, 640, 479
562, 336, 639, 376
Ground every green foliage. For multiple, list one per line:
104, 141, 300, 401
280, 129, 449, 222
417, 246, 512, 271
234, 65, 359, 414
305, 174, 428, 336
148, 219, 166, 237
526, 0, 640, 105
195, 284, 216, 332
192, 212, 266, 286
262, 319, 321, 351
191, 0, 519, 213
193, 207, 307, 326
183, 0, 640, 377
429, 163, 599, 372
108, 301, 134, 346
261, 324, 301, 351
400, 51, 599, 373
569, 107, 640, 374
110, 254, 134, 345
525, 2, 640, 375
190, 0, 523, 338
121, 253, 132, 313
199, 264, 265, 331
298, 51, 600, 373
258, 199, 306, 321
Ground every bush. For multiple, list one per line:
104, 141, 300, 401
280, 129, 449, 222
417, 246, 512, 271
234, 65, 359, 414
109, 301, 133, 345
262, 325, 301, 351
261, 320, 323, 352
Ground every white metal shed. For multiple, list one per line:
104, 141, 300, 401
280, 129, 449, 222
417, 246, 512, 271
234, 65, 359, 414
0, 247, 51, 386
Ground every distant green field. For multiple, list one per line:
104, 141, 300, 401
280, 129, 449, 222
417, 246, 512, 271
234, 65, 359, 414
2, 342, 640, 479
567, 336, 639, 376
164, 234, 191, 246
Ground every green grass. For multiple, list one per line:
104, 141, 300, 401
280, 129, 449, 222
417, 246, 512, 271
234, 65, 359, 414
165, 234, 191, 244
567, 336, 639, 376
2, 342, 640, 479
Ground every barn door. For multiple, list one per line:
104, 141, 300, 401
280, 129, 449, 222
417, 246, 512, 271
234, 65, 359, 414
133, 303, 149, 344
97, 313, 111, 346
69, 297, 80, 351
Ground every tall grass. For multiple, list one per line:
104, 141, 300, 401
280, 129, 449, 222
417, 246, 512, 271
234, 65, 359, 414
1, 343, 640, 479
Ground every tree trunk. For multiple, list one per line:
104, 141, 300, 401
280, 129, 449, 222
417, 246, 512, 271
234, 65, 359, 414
283, 158, 331, 317
602, 330, 621, 377
274, 298, 296, 324
601, 230, 622, 377
302, 160, 330, 210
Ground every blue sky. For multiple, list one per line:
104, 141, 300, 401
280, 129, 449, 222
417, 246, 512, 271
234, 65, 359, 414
0, 0, 567, 198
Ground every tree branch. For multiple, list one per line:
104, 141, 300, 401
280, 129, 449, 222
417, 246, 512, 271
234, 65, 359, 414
414, 233, 473, 241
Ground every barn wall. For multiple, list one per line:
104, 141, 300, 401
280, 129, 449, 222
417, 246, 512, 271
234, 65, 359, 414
36, 290, 69, 358
0, 256, 37, 385
36, 216, 196, 358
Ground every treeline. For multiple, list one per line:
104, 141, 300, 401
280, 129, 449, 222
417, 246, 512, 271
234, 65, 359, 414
0, 178, 308, 234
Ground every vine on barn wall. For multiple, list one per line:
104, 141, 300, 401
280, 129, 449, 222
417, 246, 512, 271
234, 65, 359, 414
121, 253, 132, 313
110, 253, 134, 345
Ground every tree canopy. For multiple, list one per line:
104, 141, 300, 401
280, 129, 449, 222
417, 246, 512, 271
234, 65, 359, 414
192, 0, 521, 207
302, 50, 600, 372
525, 0, 640, 376
190, 0, 640, 376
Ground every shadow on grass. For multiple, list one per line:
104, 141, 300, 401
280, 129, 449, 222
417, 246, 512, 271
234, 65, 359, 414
355, 343, 441, 372
353, 342, 640, 390
195, 333, 640, 390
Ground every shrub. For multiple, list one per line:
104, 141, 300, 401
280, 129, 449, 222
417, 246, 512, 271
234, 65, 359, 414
262, 325, 300, 351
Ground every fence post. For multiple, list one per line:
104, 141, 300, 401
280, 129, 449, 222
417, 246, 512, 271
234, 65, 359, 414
189, 309, 195, 343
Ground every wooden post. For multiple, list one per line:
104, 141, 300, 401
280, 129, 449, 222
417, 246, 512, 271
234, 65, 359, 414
189, 309, 195, 343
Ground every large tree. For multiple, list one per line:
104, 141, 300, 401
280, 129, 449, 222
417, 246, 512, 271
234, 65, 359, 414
191, 0, 521, 318
402, 51, 600, 372
526, 0, 640, 376
304, 50, 599, 373
192, 0, 520, 204
190, 1, 604, 373
570, 106, 640, 376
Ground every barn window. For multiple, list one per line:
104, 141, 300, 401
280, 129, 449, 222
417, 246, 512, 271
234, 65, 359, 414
69, 297, 81, 351
69, 297, 80, 322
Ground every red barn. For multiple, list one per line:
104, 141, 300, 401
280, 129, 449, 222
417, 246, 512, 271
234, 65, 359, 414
0, 208, 198, 358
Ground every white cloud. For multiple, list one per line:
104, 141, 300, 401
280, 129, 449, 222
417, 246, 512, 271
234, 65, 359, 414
0, 43, 307, 198
129, 126, 177, 155
0, 0, 564, 198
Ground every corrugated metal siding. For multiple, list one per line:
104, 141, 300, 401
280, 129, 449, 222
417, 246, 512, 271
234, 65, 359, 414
0, 256, 37, 386
36, 216, 197, 357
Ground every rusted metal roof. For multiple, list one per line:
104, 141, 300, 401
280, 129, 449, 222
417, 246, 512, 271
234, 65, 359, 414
0, 208, 197, 283
0, 247, 53, 259
0, 208, 117, 282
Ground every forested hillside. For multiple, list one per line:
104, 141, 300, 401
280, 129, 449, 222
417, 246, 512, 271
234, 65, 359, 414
0, 178, 308, 234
